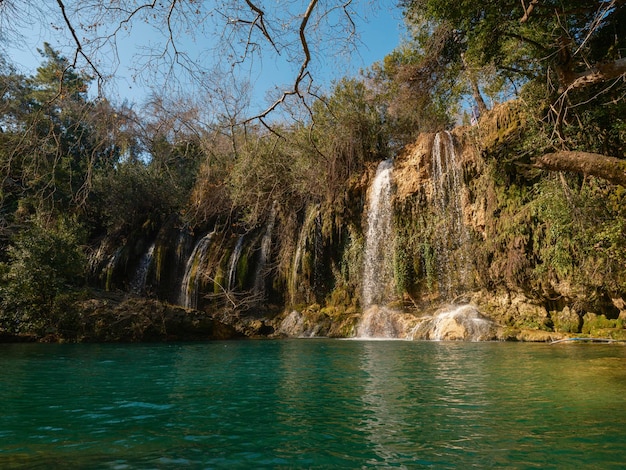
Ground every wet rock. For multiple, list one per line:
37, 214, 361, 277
411, 305, 500, 341
276, 310, 332, 338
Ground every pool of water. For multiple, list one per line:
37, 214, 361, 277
1, 340, 625, 468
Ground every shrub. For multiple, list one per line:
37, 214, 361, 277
0, 215, 86, 335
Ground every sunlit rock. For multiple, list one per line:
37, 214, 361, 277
411, 305, 499, 341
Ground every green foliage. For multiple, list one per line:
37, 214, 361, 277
582, 313, 625, 338
322, 226, 363, 309
227, 78, 388, 229
89, 160, 186, 236
0, 215, 86, 335
0, 44, 133, 235
367, 41, 458, 143
531, 176, 626, 294
473, 156, 626, 302
338, 228, 363, 291
393, 201, 440, 297
228, 133, 305, 227
310, 78, 390, 166
397, 1, 626, 158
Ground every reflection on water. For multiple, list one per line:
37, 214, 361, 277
1, 341, 626, 468
359, 341, 423, 467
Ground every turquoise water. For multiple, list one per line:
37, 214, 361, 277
1, 340, 626, 469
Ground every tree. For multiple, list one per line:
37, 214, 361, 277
401, 1, 626, 94
0, 214, 86, 335
400, 0, 626, 184
366, 37, 459, 142
1, 0, 371, 125
307, 78, 390, 196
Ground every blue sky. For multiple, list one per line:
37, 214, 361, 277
5, 2, 405, 109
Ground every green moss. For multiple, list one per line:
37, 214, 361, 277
213, 268, 225, 294
236, 253, 249, 290
582, 313, 625, 336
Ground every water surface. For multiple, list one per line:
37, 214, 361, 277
1, 340, 625, 468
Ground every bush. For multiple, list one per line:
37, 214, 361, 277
0, 215, 86, 335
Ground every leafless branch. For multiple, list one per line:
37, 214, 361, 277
244, 0, 320, 124
520, 0, 539, 23
55, 0, 103, 90
243, 0, 279, 53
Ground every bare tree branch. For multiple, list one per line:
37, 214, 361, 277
243, 0, 279, 53
520, 0, 539, 23
244, 0, 320, 124
55, 0, 103, 89
560, 58, 626, 93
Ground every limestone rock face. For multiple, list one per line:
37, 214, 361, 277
394, 133, 434, 201
276, 310, 331, 338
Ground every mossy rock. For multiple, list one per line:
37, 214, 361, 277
514, 302, 552, 331
515, 329, 566, 342
582, 313, 625, 337
552, 307, 582, 333
328, 316, 359, 338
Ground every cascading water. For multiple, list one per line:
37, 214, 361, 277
253, 202, 277, 297
357, 159, 399, 339
130, 243, 155, 295
431, 131, 470, 298
409, 305, 498, 341
362, 159, 395, 308
290, 206, 319, 305
227, 235, 245, 291
179, 232, 214, 309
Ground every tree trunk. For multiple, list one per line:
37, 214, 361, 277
534, 151, 626, 187
558, 58, 626, 93
461, 53, 488, 115
469, 77, 488, 115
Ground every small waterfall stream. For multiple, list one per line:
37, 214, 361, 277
104, 247, 123, 291
410, 305, 498, 341
227, 235, 245, 291
254, 202, 277, 297
179, 232, 215, 309
290, 206, 319, 305
431, 131, 470, 297
130, 243, 155, 295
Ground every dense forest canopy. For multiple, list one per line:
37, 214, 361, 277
0, 1, 624, 338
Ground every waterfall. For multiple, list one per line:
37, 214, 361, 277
254, 202, 277, 297
357, 306, 400, 338
431, 131, 470, 298
179, 232, 215, 309
362, 159, 396, 308
227, 235, 245, 291
290, 205, 319, 305
130, 243, 155, 295
356, 159, 399, 339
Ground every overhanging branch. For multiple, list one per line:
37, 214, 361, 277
244, 0, 320, 124
534, 151, 626, 187
56, 0, 103, 90
560, 58, 626, 93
